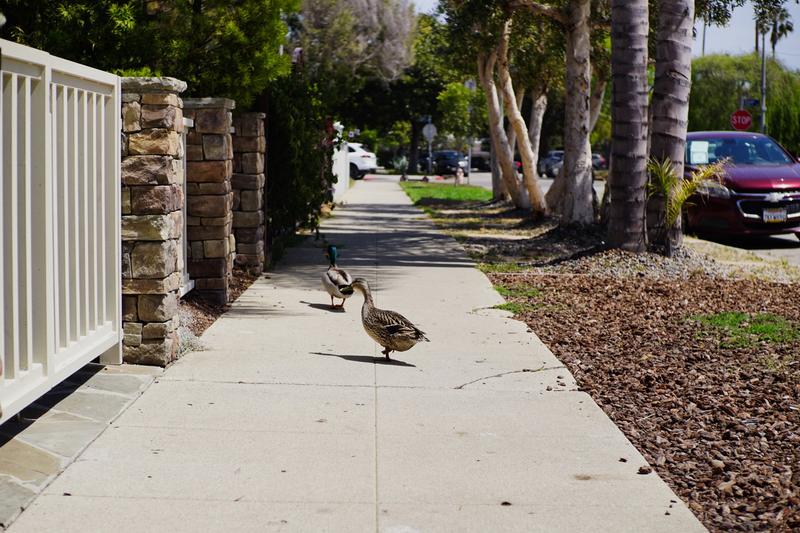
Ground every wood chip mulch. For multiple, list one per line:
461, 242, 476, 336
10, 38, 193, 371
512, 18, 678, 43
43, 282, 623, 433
489, 268, 800, 532
179, 268, 259, 338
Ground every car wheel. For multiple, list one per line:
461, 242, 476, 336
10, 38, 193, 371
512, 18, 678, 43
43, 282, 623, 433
350, 163, 362, 180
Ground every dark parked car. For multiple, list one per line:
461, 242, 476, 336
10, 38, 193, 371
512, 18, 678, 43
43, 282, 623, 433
538, 150, 564, 177
419, 150, 469, 176
592, 152, 607, 170
684, 131, 800, 238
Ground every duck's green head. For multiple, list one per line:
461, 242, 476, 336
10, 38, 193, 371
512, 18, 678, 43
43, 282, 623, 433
326, 245, 338, 265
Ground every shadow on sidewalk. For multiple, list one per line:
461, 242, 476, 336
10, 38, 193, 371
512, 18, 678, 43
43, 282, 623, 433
311, 351, 416, 367
301, 301, 347, 313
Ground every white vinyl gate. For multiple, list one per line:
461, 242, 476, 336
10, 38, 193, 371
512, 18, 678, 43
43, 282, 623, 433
0, 39, 122, 425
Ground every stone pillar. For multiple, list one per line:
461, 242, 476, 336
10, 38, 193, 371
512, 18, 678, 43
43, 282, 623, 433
120, 77, 186, 366
232, 112, 267, 274
183, 98, 236, 305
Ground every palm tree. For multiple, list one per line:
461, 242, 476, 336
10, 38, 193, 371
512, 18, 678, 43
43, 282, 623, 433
771, 7, 794, 58
607, 0, 649, 251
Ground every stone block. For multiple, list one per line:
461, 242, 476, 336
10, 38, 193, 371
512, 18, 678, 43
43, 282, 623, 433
198, 181, 231, 195
138, 293, 178, 322
232, 190, 241, 211
231, 173, 265, 190
186, 130, 203, 145
201, 212, 233, 226
189, 258, 227, 278
235, 253, 264, 268
123, 296, 138, 321
121, 132, 128, 157
122, 212, 181, 241
233, 210, 264, 228
141, 104, 180, 129
188, 194, 229, 218
188, 223, 231, 241
122, 155, 178, 185
203, 239, 229, 258
240, 152, 264, 174
232, 135, 265, 153
237, 241, 264, 255
233, 113, 265, 137
123, 322, 143, 347
122, 187, 131, 215
128, 129, 181, 156
194, 108, 231, 134
123, 332, 178, 366
122, 272, 182, 295
122, 93, 141, 104
240, 190, 263, 211
122, 252, 132, 278
141, 93, 180, 106
189, 241, 204, 260
186, 144, 204, 161
142, 320, 176, 340
187, 160, 231, 183
130, 184, 182, 215
122, 102, 141, 133
194, 278, 228, 290
202, 134, 231, 161
122, 77, 187, 94
235, 225, 264, 243
131, 240, 178, 278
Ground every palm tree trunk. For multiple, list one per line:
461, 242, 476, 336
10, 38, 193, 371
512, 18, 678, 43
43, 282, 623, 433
546, 0, 593, 224
478, 52, 529, 208
607, 0, 649, 251
647, 0, 694, 255
497, 19, 547, 217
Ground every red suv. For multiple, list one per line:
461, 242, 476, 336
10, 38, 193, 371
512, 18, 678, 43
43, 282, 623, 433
684, 132, 800, 239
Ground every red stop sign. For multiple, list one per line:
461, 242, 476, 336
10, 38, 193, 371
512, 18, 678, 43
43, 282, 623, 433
731, 109, 752, 131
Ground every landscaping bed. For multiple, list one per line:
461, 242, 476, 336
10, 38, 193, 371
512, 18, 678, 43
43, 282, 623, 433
403, 181, 800, 532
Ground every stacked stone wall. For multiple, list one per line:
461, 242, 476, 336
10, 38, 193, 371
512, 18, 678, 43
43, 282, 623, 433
232, 113, 267, 274
183, 98, 236, 305
120, 77, 186, 365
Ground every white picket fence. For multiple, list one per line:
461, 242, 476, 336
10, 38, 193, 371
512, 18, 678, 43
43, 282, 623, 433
0, 39, 122, 425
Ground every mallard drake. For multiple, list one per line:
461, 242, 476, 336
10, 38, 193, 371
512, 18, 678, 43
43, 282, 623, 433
343, 278, 429, 359
321, 245, 353, 309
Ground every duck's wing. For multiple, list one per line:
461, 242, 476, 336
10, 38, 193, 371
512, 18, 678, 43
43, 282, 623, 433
376, 309, 428, 341
326, 267, 352, 288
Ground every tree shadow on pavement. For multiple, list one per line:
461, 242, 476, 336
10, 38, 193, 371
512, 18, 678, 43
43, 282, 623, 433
311, 351, 416, 367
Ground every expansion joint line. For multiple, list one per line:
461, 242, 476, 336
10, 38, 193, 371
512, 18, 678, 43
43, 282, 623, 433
453, 365, 566, 390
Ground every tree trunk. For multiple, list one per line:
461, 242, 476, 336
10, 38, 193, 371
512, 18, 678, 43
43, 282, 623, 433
589, 75, 607, 133
546, 0, 594, 224
489, 137, 508, 200
607, 0, 649, 251
478, 52, 529, 208
497, 19, 547, 217
505, 88, 524, 165
647, 0, 694, 255
527, 89, 547, 177
409, 120, 421, 173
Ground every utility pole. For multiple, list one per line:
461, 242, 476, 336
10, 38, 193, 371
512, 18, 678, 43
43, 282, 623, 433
702, 18, 707, 56
761, 30, 767, 133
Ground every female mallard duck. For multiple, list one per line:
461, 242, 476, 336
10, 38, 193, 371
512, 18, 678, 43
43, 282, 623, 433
321, 245, 353, 309
343, 278, 429, 359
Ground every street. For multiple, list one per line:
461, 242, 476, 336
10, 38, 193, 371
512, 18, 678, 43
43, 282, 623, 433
463, 171, 800, 268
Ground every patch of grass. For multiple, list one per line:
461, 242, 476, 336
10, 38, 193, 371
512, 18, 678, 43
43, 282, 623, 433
692, 311, 800, 348
495, 285, 542, 299
493, 302, 540, 314
477, 262, 527, 273
400, 181, 492, 204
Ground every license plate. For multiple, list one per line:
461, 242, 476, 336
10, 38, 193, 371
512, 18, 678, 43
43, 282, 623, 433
763, 208, 787, 223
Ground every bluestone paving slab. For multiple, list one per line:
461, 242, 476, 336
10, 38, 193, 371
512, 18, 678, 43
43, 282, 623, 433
7, 175, 705, 532
7, 412, 106, 458
0, 479, 35, 529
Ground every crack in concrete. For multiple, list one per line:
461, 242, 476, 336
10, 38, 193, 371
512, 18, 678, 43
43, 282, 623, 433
453, 365, 566, 390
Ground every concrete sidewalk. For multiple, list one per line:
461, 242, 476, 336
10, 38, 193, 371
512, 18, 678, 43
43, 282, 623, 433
8, 175, 705, 532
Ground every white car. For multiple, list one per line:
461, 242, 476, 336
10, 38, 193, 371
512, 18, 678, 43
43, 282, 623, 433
348, 143, 377, 179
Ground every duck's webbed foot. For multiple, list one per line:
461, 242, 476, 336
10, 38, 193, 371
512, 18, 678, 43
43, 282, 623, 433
381, 347, 393, 360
